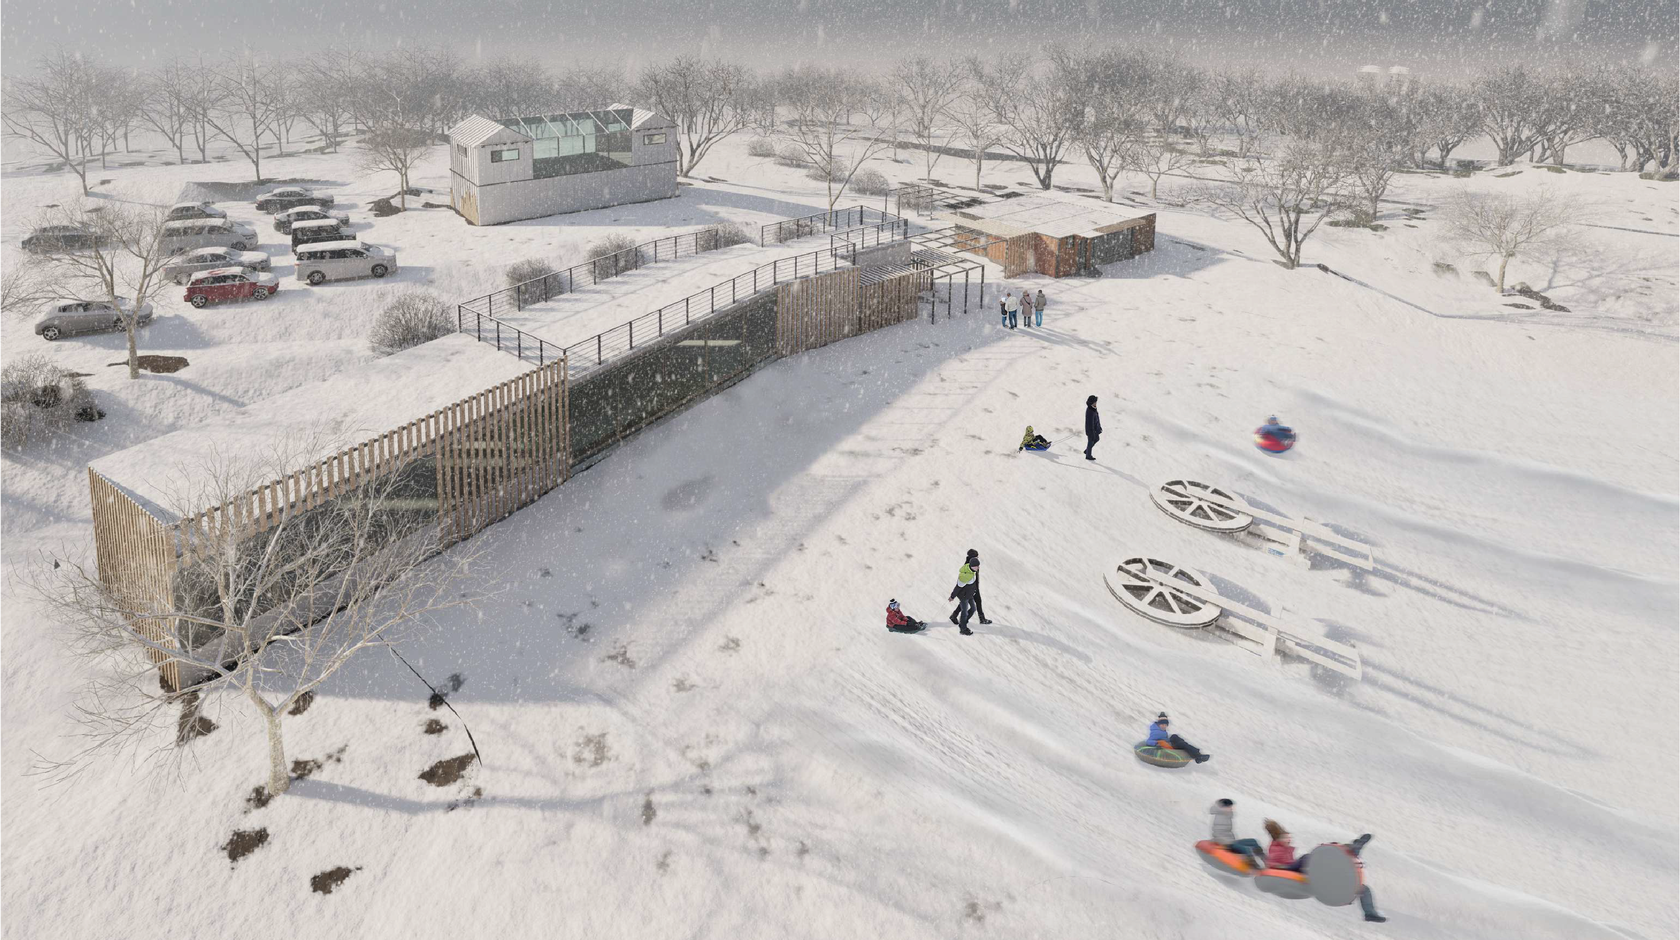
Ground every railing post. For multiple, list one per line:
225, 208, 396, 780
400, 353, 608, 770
597, 334, 602, 364
628, 320, 633, 349
659, 309, 663, 335
496, 321, 501, 349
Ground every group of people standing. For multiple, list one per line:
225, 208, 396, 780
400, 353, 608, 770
1000, 289, 1047, 329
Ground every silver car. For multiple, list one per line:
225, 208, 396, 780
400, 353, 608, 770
165, 201, 228, 222
34, 297, 155, 341
160, 218, 260, 255
162, 247, 273, 283
294, 240, 398, 285
273, 205, 351, 233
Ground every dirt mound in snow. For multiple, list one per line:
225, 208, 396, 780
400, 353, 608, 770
419, 753, 476, 787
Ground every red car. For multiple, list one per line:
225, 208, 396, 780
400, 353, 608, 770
183, 267, 281, 307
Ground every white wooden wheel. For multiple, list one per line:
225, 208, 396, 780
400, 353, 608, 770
1151, 480, 1254, 533
1105, 557, 1224, 629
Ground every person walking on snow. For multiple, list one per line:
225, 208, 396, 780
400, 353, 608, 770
999, 291, 1010, 327
1084, 395, 1102, 461
1033, 289, 1046, 327
1262, 821, 1384, 922
1210, 799, 1266, 869
947, 553, 980, 635
1004, 291, 1020, 329
1146, 713, 1210, 763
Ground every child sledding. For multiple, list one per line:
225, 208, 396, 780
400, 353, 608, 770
1019, 426, 1051, 451
885, 599, 927, 633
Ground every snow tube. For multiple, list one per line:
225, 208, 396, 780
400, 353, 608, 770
1133, 742, 1191, 768
1305, 844, 1364, 906
1023, 443, 1050, 452
1253, 868, 1312, 900
1194, 840, 1257, 877
1254, 423, 1297, 454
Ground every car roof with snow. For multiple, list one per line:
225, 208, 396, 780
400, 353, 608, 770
170, 201, 216, 209
291, 218, 343, 229
163, 218, 231, 230
189, 267, 251, 280
295, 239, 365, 252
264, 187, 312, 196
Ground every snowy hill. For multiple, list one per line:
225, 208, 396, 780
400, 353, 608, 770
2, 133, 1675, 940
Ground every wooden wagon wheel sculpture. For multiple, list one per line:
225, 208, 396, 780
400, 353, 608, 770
1103, 557, 1224, 629
1150, 480, 1254, 533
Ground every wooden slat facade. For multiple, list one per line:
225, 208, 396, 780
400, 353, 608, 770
776, 267, 861, 357
87, 469, 182, 690
858, 268, 934, 333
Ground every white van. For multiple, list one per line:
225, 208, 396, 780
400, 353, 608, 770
294, 240, 398, 285
161, 218, 260, 255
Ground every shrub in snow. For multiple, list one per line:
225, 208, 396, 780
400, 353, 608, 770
747, 138, 777, 158
1, 354, 103, 449
775, 144, 810, 168
851, 168, 890, 196
369, 290, 455, 357
697, 223, 753, 252
806, 157, 841, 183
506, 258, 560, 305
589, 234, 644, 281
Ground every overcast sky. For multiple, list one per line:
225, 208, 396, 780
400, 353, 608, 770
3, 0, 1673, 76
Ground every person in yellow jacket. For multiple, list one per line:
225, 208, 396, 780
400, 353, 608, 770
947, 549, 984, 635
1020, 426, 1050, 451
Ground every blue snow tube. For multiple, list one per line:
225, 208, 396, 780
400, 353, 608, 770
1254, 421, 1297, 454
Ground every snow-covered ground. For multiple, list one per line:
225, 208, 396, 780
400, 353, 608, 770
3, 130, 1675, 940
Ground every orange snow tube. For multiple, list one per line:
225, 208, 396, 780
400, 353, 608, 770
1194, 840, 1257, 877
1253, 868, 1313, 900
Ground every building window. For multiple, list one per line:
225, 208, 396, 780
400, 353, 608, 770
455, 144, 466, 158
643, 132, 667, 145
490, 148, 521, 163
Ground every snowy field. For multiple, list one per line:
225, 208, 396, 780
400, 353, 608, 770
2, 131, 1676, 940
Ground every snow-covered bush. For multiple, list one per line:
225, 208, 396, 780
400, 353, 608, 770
851, 168, 890, 196
368, 290, 455, 357
775, 144, 810, 168
747, 138, 777, 158
506, 258, 559, 305
589, 234, 644, 280
1, 354, 103, 449
697, 223, 753, 252
805, 157, 841, 183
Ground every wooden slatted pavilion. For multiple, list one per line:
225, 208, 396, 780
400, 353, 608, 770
88, 335, 569, 689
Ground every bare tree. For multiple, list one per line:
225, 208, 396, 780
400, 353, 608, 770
1472, 65, 1548, 166
987, 58, 1082, 190
636, 56, 754, 177
853, 76, 903, 161
1, 258, 53, 318
32, 202, 174, 378
782, 67, 891, 210
1197, 138, 1350, 269
360, 126, 432, 209
944, 60, 1005, 192
469, 57, 558, 118
2, 50, 99, 193
204, 57, 284, 181
34, 446, 480, 796
893, 56, 963, 182
1072, 48, 1152, 202
1411, 83, 1481, 169
293, 53, 355, 152
1444, 187, 1578, 291
1126, 132, 1195, 200
140, 62, 195, 164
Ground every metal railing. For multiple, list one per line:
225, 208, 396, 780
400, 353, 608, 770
455, 306, 561, 366
564, 243, 857, 376
830, 217, 910, 255
761, 205, 901, 246
457, 225, 747, 323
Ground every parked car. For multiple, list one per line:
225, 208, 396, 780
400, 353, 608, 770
22, 225, 103, 254
165, 201, 227, 222
289, 218, 350, 249
160, 218, 260, 255
255, 186, 333, 213
162, 247, 273, 283
183, 267, 280, 307
273, 205, 351, 234
294, 240, 397, 285
34, 297, 154, 341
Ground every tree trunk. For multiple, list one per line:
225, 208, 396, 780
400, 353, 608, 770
1150, 176, 1160, 199
974, 155, 983, 191
265, 711, 290, 795
126, 320, 140, 379
1497, 254, 1510, 292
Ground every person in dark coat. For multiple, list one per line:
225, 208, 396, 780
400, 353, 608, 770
1084, 395, 1102, 461
958, 548, 993, 625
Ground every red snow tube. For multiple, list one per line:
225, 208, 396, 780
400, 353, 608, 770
1253, 426, 1297, 454
1195, 840, 1257, 877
